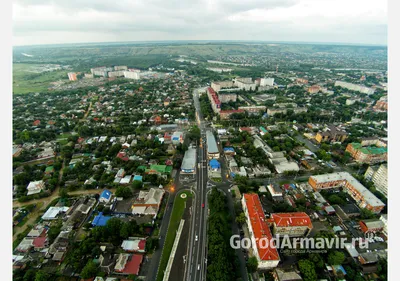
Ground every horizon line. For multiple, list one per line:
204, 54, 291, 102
13, 39, 387, 48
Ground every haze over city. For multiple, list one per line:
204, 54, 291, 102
13, 0, 387, 46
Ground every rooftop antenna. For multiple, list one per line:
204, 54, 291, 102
276, 64, 279, 73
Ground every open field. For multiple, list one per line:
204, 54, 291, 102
13, 63, 70, 94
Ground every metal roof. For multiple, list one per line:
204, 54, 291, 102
206, 131, 218, 154
181, 147, 196, 171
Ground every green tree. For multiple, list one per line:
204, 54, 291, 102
246, 256, 258, 273
132, 180, 142, 190
116, 186, 132, 198
235, 212, 246, 225
80, 260, 98, 279
327, 251, 346, 265
298, 259, 317, 281
34, 271, 49, 281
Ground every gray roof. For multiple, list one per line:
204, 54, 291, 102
206, 131, 219, 154
181, 148, 196, 171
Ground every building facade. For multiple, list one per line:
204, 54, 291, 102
364, 164, 388, 197
270, 213, 313, 237
346, 143, 387, 164
308, 172, 385, 213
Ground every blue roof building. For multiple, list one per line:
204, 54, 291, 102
133, 175, 143, 182
92, 212, 112, 226
100, 189, 112, 203
209, 159, 221, 170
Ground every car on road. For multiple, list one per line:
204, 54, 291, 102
195, 235, 198, 241
198, 264, 200, 270
202, 203, 205, 208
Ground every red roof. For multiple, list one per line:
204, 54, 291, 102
207, 87, 221, 107
33, 120, 41, 126
138, 240, 146, 250
271, 212, 312, 228
243, 194, 280, 261
240, 127, 252, 132
33, 236, 47, 248
123, 254, 143, 275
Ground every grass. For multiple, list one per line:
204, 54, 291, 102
156, 191, 190, 281
13, 63, 70, 94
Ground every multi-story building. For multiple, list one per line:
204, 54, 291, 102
260, 78, 274, 87
114, 65, 128, 71
315, 125, 348, 143
334, 81, 375, 95
308, 172, 385, 213
364, 164, 388, 197
242, 193, 280, 270
270, 212, 313, 237
108, 70, 125, 78
67, 72, 77, 81
345, 143, 387, 164
267, 107, 307, 116
211, 81, 235, 92
218, 93, 237, 103
206, 87, 221, 114
234, 77, 256, 91
360, 137, 387, 148
238, 106, 266, 115
124, 71, 140, 80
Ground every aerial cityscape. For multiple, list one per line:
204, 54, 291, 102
12, 1, 388, 281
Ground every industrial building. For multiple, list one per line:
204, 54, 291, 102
308, 172, 385, 213
241, 193, 280, 270
206, 130, 219, 159
181, 147, 196, 174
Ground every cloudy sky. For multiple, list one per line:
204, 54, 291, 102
12, 0, 387, 46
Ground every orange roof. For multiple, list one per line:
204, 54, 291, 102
271, 212, 312, 228
243, 193, 280, 261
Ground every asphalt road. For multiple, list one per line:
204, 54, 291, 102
185, 88, 208, 281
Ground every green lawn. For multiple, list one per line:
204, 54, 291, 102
13, 63, 70, 94
156, 191, 190, 281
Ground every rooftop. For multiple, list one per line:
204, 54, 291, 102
271, 212, 312, 228
243, 193, 280, 262
181, 147, 196, 171
310, 172, 385, 207
206, 130, 219, 154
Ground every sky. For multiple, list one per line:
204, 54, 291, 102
12, 0, 387, 46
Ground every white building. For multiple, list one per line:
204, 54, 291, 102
27, 180, 45, 195
364, 164, 387, 197
124, 71, 140, 80
260, 78, 274, 87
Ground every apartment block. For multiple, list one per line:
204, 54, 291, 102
364, 164, 388, 197
346, 143, 387, 164
308, 172, 385, 213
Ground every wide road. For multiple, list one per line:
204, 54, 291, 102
185, 88, 208, 281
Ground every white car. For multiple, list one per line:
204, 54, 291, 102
197, 264, 200, 270
195, 235, 198, 241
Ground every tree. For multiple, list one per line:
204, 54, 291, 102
298, 259, 317, 281
327, 251, 346, 265
34, 271, 49, 281
80, 260, 98, 279
246, 256, 258, 273
235, 213, 246, 225
132, 180, 143, 190
116, 186, 133, 198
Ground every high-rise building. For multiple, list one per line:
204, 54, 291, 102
364, 164, 388, 197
